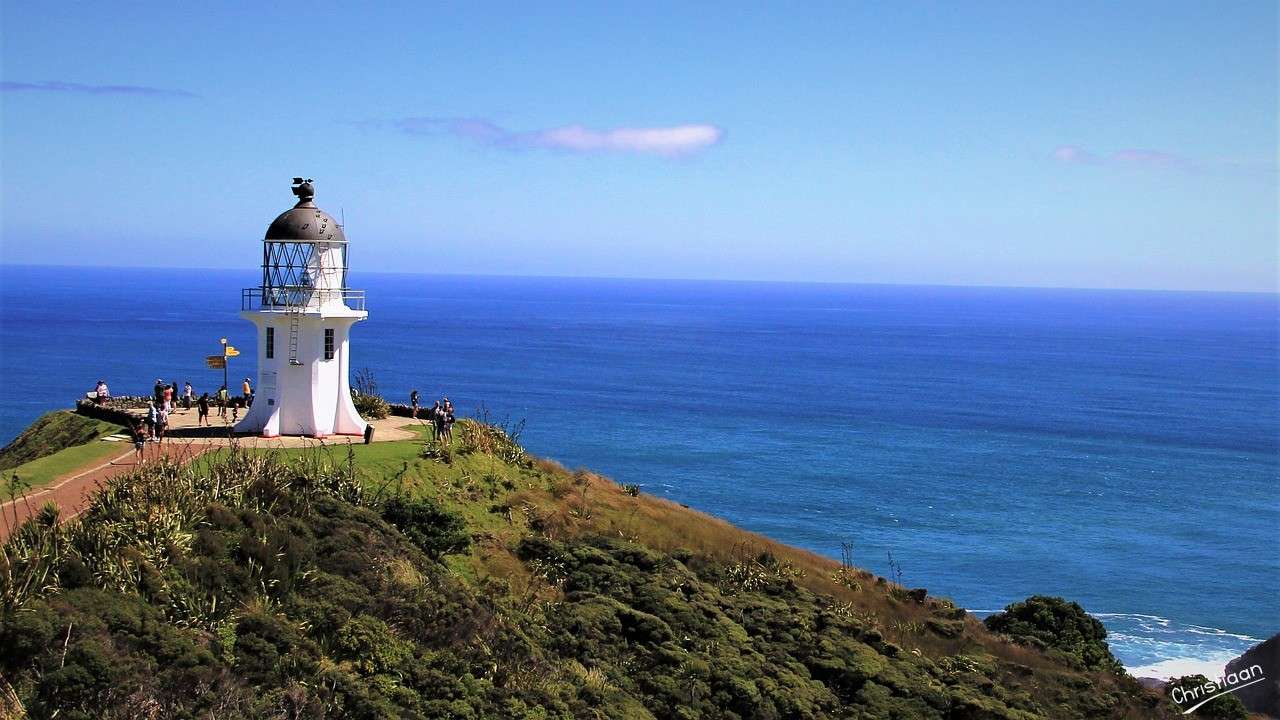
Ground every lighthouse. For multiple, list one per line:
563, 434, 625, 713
235, 179, 368, 438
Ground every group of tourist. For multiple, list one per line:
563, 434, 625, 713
409, 390, 456, 443
106, 376, 254, 462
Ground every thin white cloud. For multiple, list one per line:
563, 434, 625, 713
1051, 145, 1279, 178
1052, 145, 1197, 168
387, 117, 725, 157
1, 80, 195, 98
1110, 149, 1188, 169
1051, 145, 1203, 171
1051, 145, 1099, 164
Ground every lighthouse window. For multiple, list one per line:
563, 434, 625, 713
265, 327, 275, 359
324, 328, 335, 359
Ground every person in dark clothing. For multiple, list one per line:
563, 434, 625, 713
410, 390, 420, 419
429, 401, 443, 440
197, 392, 211, 426
131, 421, 147, 462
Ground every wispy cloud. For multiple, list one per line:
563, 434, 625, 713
1052, 145, 1194, 170
1051, 145, 1278, 178
1, 80, 196, 98
381, 117, 724, 157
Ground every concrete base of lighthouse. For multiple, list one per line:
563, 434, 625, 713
234, 306, 368, 438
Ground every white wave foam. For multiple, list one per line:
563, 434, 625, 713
1125, 654, 1236, 681
1093, 612, 1171, 626
1184, 625, 1264, 643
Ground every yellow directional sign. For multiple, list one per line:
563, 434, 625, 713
206, 356, 227, 369
224, 346, 241, 357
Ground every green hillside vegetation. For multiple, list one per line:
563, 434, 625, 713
0, 412, 124, 471
1162, 675, 1250, 719
982, 596, 1123, 673
0, 412, 127, 492
0, 417, 1181, 719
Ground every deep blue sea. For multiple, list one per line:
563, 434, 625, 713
1, 265, 1276, 676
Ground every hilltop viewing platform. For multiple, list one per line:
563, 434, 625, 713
73, 396, 418, 448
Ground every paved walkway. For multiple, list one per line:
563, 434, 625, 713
1, 410, 423, 542
147, 405, 421, 447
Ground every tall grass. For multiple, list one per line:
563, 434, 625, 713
0, 447, 365, 618
455, 418, 527, 466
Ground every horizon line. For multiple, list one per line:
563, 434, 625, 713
0, 262, 1276, 297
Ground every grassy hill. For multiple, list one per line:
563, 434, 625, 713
0, 412, 127, 492
0, 416, 1183, 719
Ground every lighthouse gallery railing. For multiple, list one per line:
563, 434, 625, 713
242, 287, 367, 311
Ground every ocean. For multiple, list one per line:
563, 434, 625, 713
1, 264, 1275, 676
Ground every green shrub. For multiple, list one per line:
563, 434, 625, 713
420, 437, 452, 464
455, 418, 526, 465
983, 595, 1122, 672
380, 495, 470, 559
352, 392, 390, 420
336, 614, 413, 675
1165, 675, 1250, 719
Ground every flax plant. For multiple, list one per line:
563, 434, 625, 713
1, 445, 367, 622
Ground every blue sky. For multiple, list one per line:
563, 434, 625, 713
1, 2, 1275, 291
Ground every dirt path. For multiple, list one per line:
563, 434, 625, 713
0, 440, 215, 542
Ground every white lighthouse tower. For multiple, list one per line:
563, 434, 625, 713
235, 178, 368, 438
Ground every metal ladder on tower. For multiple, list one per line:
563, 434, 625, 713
287, 308, 303, 365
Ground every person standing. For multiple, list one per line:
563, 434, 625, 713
153, 379, 165, 406
131, 421, 147, 462
183, 381, 194, 410
163, 383, 174, 413
197, 392, 211, 426
443, 405, 456, 445
242, 377, 254, 407
217, 385, 228, 418
429, 400, 443, 440
145, 401, 158, 441
94, 380, 110, 405
410, 389, 420, 419
155, 405, 169, 444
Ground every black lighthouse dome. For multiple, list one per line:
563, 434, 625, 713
264, 178, 346, 243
